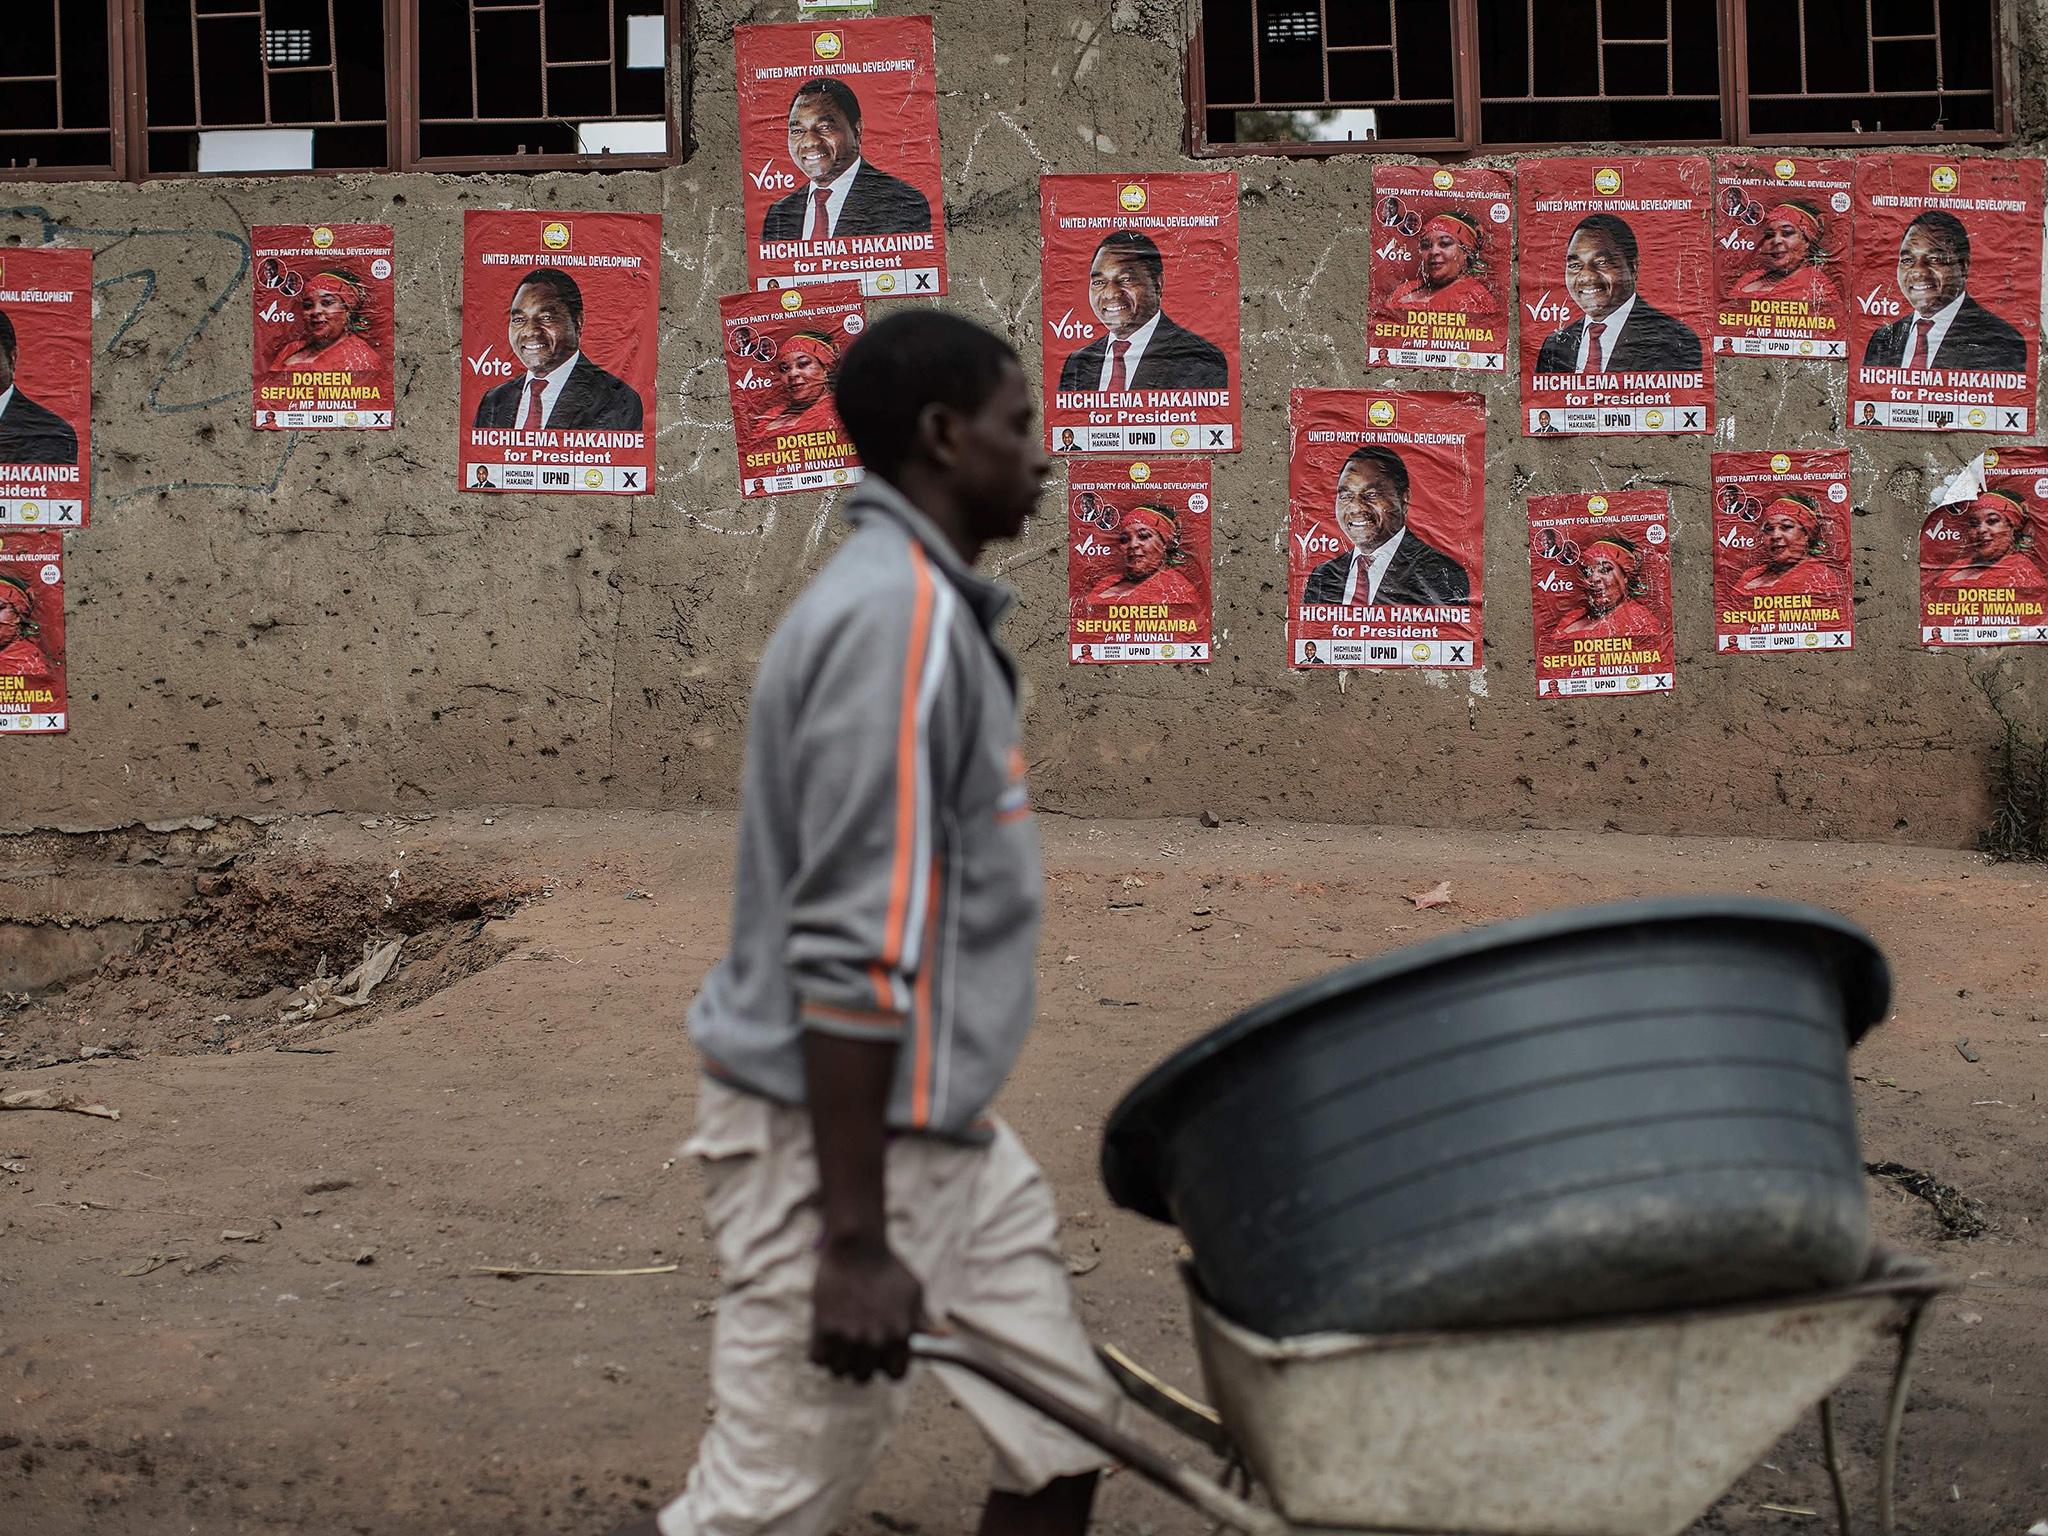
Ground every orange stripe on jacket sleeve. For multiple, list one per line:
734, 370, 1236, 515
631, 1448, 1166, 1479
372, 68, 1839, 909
873, 542, 935, 1010
910, 856, 942, 1127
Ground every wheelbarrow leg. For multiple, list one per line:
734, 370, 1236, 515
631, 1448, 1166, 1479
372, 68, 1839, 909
911, 1332, 1290, 1536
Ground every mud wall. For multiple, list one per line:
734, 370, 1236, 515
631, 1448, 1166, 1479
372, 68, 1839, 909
2, 0, 2045, 847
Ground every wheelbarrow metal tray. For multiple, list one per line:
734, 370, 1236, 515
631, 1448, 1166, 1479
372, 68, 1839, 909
1184, 1262, 1942, 1536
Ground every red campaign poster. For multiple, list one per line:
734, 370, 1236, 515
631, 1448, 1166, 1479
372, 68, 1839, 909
1067, 460, 1212, 664
736, 17, 946, 298
1710, 450, 1855, 654
1919, 447, 2048, 647
721, 282, 867, 498
1850, 155, 2043, 433
0, 248, 91, 530
0, 529, 66, 734
1517, 156, 1714, 438
1287, 389, 1485, 670
251, 223, 396, 431
458, 211, 659, 496
1042, 173, 1240, 457
1367, 164, 1513, 372
1528, 491, 1676, 697
1712, 156, 1854, 359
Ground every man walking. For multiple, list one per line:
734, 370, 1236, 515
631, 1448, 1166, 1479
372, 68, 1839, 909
619, 310, 1121, 1536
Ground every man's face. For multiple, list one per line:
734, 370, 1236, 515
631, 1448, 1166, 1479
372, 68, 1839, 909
1119, 520, 1168, 580
955, 362, 1051, 544
1582, 553, 1628, 614
1759, 510, 1807, 568
1962, 503, 2019, 562
1895, 225, 1967, 316
1565, 228, 1637, 321
299, 288, 352, 346
1088, 248, 1163, 339
787, 93, 860, 186
775, 350, 829, 408
507, 281, 581, 375
1333, 459, 1407, 551
1418, 228, 1470, 288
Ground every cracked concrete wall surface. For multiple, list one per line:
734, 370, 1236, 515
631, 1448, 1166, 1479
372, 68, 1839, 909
2, 0, 2045, 846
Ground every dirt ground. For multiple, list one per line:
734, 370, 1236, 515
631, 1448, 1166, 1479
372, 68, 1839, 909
4, 809, 2045, 1536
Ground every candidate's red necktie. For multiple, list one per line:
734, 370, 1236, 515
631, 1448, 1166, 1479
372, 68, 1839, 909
524, 373, 547, 428
1912, 317, 1935, 367
1109, 339, 1130, 391
1580, 321, 1607, 374
812, 186, 833, 239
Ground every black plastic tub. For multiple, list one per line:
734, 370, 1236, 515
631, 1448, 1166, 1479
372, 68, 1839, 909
1101, 897, 1889, 1337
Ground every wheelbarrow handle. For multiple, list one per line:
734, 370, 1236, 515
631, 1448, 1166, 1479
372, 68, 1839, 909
910, 1330, 1289, 1536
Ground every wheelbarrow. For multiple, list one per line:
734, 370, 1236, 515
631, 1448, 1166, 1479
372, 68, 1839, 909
912, 1249, 1951, 1536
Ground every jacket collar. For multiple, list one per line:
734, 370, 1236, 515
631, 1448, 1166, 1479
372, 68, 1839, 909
846, 476, 1016, 633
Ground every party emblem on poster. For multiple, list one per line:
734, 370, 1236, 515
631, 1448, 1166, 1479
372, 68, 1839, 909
0, 249, 92, 529
1850, 155, 2043, 432
1287, 389, 1486, 670
0, 529, 65, 733
1518, 156, 1714, 438
252, 224, 396, 430
736, 16, 946, 297
1919, 448, 2048, 646
1712, 157, 1853, 358
458, 211, 660, 495
1067, 460, 1212, 664
1527, 491, 1676, 696
1710, 450, 1854, 652
721, 281, 867, 498
1042, 173, 1241, 456
1368, 164, 1513, 372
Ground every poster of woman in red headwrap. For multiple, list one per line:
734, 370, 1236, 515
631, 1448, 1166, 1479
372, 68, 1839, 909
736, 17, 947, 298
0, 248, 92, 529
1067, 460, 1211, 663
0, 529, 65, 733
1518, 156, 1714, 437
1920, 449, 2048, 646
1368, 165, 1512, 372
1851, 155, 2043, 432
1711, 450, 1854, 652
722, 281, 866, 498
1712, 158, 1852, 359
1287, 389, 1485, 670
252, 225, 396, 431
1528, 491, 1675, 696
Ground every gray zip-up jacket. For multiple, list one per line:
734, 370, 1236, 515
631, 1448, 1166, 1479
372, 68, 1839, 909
686, 478, 1042, 1140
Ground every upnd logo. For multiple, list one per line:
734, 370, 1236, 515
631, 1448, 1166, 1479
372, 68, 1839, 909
584, 468, 605, 488
1130, 462, 1152, 482
312, 226, 335, 248
1169, 428, 1191, 447
780, 289, 804, 310
813, 30, 843, 59
542, 221, 571, 251
1411, 642, 1431, 662
1773, 159, 1797, 181
1968, 407, 1987, 427
1594, 167, 1622, 195
1770, 452, 1791, 474
17, 503, 38, 522
1984, 449, 2001, 468
1645, 409, 1665, 429
1587, 494, 1609, 515
1432, 169, 1454, 191
1368, 399, 1396, 427
875, 274, 897, 293
1118, 183, 1147, 213
1931, 164, 1959, 194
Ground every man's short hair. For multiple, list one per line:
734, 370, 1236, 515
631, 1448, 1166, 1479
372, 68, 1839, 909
1569, 213, 1639, 271
1092, 230, 1164, 288
0, 308, 15, 362
513, 267, 584, 328
1339, 444, 1410, 503
834, 311, 1019, 483
1904, 209, 1970, 267
792, 77, 862, 130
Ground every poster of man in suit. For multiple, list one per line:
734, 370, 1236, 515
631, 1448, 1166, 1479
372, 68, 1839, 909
1287, 389, 1485, 671
1041, 173, 1241, 457
1527, 491, 1676, 698
252, 224, 396, 431
737, 18, 947, 298
1711, 157, 1854, 359
1066, 459, 1212, 664
458, 211, 660, 496
1518, 156, 1714, 438
0, 249, 91, 529
1710, 450, 1855, 653
1368, 164, 1513, 372
0, 530, 66, 734
1850, 156, 2042, 433
720, 280, 867, 500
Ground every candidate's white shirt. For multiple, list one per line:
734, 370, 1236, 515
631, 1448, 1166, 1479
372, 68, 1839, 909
1903, 290, 1967, 368
0, 386, 14, 421
1096, 310, 1163, 392
1341, 528, 1406, 606
515, 351, 581, 429
802, 157, 864, 241
1574, 293, 1637, 373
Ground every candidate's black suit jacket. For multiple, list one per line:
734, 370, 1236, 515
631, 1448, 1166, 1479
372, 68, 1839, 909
473, 355, 644, 431
1861, 294, 2027, 370
1057, 314, 1229, 392
0, 388, 79, 465
762, 161, 932, 240
1534, 299, 1703, 374
1301, 530, 1471, 606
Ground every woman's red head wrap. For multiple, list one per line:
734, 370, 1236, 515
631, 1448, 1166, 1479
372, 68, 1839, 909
0, 576, 33, 618
1121, 505, 1178, 544
1764, 494, 1821, 535
1584, 537, 1639, 576
1970, 488, 2031, 529
780, 332, 839, 367
1763, 202, 1824, 244
1422, 211, 1482, 253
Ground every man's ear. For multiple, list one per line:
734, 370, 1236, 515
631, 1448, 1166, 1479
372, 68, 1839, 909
915, 399, 960, 470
